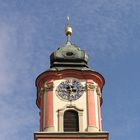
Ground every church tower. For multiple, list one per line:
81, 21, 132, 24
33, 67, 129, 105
34, 19, 109, 140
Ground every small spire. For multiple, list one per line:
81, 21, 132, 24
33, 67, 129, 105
67, 16, 70, 25
65, 16, 72, 42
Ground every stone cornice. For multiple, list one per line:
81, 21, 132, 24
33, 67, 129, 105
34, 132, 109, 139
36, 69, 105, 91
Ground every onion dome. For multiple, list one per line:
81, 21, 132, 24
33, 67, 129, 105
49, 17, 90, 71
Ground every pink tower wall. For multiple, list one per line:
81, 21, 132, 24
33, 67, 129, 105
35, 70, 109, 140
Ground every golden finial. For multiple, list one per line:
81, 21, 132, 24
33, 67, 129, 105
65, 16, 72, 42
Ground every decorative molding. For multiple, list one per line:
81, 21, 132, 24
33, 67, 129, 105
96, 86, 103, 106
44, 83, 53, 92
34, 131, 109, 139
86, 83, 96, 91
44, 126, 55, 132
87, 125, 99, 132
57, 104, 84, 132
43, 93, 46, 131
39, 83, 54, 96
96, 86, 101, 96
58, 104, 83, 112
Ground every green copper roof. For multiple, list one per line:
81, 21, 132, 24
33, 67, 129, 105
50, 41, 89, 70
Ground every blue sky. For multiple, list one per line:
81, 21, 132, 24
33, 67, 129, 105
0, 0, 140, 140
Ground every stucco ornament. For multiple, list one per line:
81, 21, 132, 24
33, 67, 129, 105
56, 79, 85, 101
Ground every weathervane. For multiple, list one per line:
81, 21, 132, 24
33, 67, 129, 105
65, 16, 72, 42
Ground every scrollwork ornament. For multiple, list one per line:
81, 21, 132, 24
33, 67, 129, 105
86, 83, 96, 91
96, 86, 101, 96
38, 83, 53, 96
44, 83, 53, 92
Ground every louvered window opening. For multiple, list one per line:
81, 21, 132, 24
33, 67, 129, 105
64, 110, 79, 132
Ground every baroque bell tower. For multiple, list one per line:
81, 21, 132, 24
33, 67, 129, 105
34, 18, 109, 140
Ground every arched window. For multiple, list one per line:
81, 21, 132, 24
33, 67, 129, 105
64, 110, 79, 132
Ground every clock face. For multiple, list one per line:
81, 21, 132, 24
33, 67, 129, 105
56, 79, 85, 101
